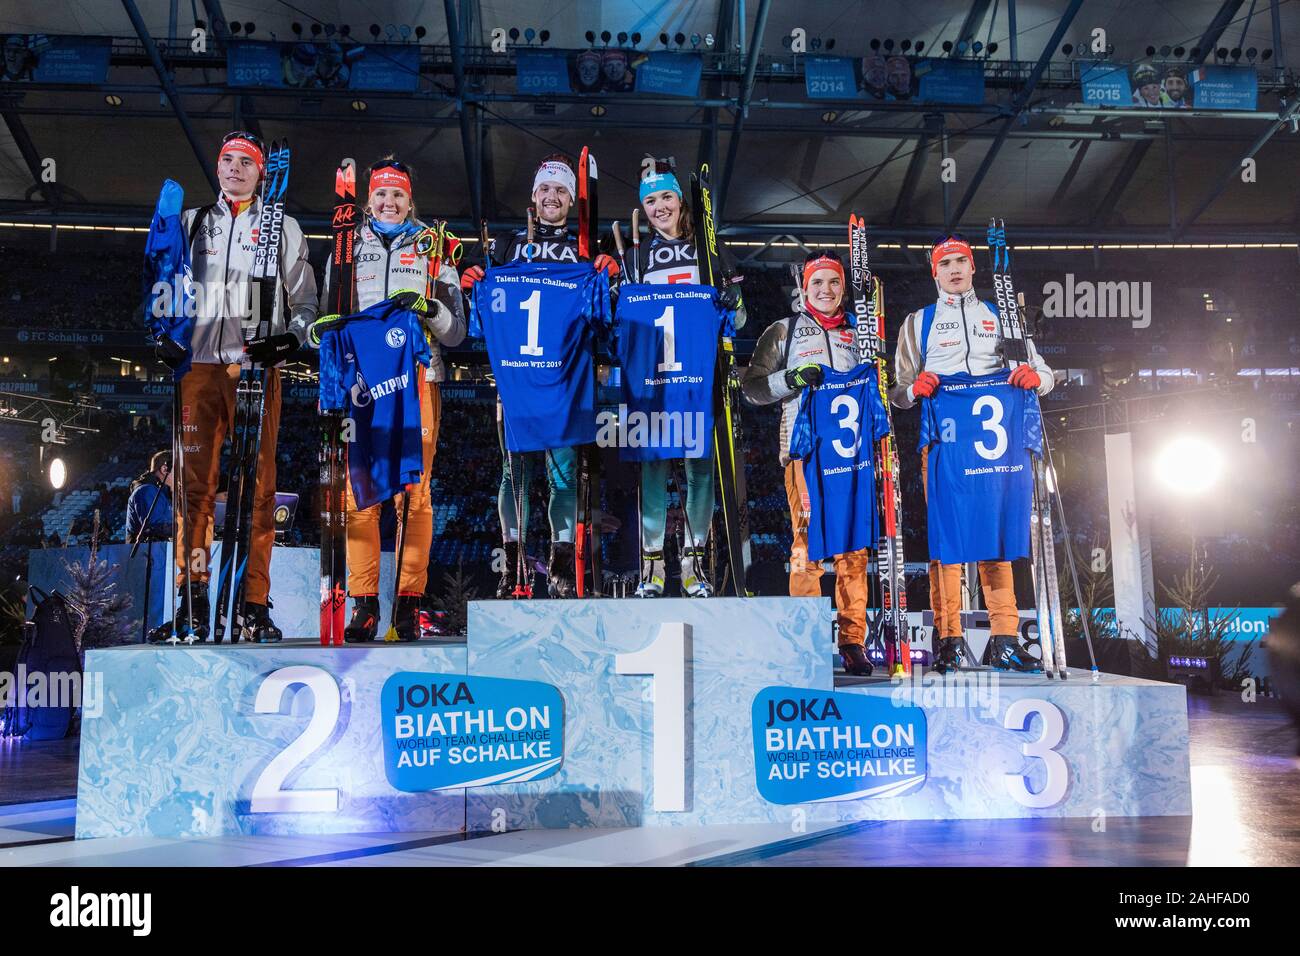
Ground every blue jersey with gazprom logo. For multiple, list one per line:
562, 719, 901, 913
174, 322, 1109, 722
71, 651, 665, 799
615, 283, 729, 461
789, 364, 891, 562
919, 369, 1043, 564
471, 259, 610, 452
319, 300, 431, 510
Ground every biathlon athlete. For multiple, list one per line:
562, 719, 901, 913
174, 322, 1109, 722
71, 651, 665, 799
313, 157, 466, 642
741, 251, 874, 676
627, 161, 745, 597
148, 130, 318, 643
889, 234, 1055, 672
460, 153, 620, 598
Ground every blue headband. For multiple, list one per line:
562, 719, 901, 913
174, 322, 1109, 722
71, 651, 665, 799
639, 171, 682, 203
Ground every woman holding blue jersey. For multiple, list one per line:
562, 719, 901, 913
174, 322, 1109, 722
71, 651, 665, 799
314, 157, 466, 642
626, 160, 745, 597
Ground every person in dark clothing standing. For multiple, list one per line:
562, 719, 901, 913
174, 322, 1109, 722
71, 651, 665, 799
125, 450, 174, 543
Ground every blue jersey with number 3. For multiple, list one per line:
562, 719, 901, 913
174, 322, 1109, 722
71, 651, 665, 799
789, 364, 892, 562
471, 260, 610, 452
919, 370, 1043, 564
615, 283, 729, 461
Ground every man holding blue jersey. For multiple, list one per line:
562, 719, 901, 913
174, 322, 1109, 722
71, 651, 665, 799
889, 236, 1055, 673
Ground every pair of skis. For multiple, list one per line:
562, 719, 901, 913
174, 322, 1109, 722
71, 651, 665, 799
574, 146, 603, 597
986, 220, 1099, 679
319, 159, 355, 646
848, 215, 910, 676
690, 164, 750, 596
212, 140, 290, 644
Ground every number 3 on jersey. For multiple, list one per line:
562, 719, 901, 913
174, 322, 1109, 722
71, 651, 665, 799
972, 394, 1007, 460
831, 394, 861, 459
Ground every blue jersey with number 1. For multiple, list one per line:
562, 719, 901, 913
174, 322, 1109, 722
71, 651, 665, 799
919, 370, 1043, 564
789, 364, 892, 562
615, 283, 729, 461
471, 260, 610, 452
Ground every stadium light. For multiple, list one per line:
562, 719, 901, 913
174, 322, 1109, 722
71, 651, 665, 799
1154, 435, 1224, 497
49, 457, 66, 490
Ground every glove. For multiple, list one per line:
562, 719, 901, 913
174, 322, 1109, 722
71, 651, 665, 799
1009, 365, 1041, 390
308, 314, 341, 347
154, 335, 187, 371
593, 254, 620, 279
245, 332, 299, 366
911, 371, 940, 399
784, 363, 825, 391
718, 284, 742, 312
391, 289, 429, 315
460, 264, 485, 292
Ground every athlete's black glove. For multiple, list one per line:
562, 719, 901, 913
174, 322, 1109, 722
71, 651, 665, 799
391, 289, 431, 316
154, 335, 187, 371
244, 332, 299, 366
784, 362, 824, 391
718, 284, 742, 312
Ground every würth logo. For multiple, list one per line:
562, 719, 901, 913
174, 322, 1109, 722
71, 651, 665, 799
49, 886, 151, 936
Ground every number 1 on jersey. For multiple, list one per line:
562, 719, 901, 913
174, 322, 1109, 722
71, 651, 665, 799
654, 306, 683, 373
519, 289, 544, 356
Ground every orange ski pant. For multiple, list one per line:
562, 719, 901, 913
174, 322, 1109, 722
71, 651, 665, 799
784, 461, 870, 647
920, 444, 1019, 638
173, 362, 281, 606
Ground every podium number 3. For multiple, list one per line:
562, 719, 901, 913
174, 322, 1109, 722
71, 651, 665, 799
616, 623, 691, 812
1002, 698, 1068, 809
251, 666, 341, 814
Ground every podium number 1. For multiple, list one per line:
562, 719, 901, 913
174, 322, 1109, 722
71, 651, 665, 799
616, 623, 691, 812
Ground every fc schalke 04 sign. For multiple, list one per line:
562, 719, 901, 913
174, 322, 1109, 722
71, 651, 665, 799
381, 673, 564, 791
751, 687, 927, 803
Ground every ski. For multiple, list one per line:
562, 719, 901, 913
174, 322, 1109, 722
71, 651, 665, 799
575, 146, 602, 596
849, 214, 909, 675
691, 163, 750, 596
213, 140, 289, 644
319, 158, 355, 646
986, 219, 1068, 678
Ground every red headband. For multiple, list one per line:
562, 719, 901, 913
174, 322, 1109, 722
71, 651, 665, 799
930, 238, 973, 276
218, 136, 265, 172
802, 255, 844, 289
369, 166, 412, 196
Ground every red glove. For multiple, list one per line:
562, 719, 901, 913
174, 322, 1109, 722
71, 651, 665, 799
912, 371, 940, 399
460, 264, 485, 292
1009, 365, 1041, 390
593, 254, 620, 278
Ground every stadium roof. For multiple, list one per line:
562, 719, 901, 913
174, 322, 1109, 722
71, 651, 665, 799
2, 0, 1299, 244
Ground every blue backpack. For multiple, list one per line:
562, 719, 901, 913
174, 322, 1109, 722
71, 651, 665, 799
1, 588, 81, 740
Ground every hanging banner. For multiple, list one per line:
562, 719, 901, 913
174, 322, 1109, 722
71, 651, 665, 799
1080, 63, 1131, 106
805, 55, 914, 100
1, 35, 111, 84
1188, 65, 1258, 110
1080, 61, 1255, 110
227, 40, 418, 92
915, 58, 985, 105
632, 51, 702, 97
515, 50, 572, 94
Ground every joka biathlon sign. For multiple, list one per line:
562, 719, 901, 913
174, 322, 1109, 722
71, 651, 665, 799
751, 687, 928, 803
380, 673, 564, 791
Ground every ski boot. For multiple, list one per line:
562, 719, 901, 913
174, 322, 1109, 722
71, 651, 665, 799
680, 548, 714, 597
344, 595, 380, 644
988, 634, 1041, 673
547, 542, 576, 598
931, 635, 967, 675
839, 643, 875, 677
148, 583, 210, 644
495, 541, 519, 599
635, 550, 665, 598
243, 601, 283, 644
390, 595, 422, 643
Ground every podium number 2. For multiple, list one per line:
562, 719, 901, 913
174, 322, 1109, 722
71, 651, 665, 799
1002, 698, 1068, 809
251, 666, 341, 814
616, 623, 691, 812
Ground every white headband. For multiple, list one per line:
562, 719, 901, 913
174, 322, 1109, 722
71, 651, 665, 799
533, 161, 576, 199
